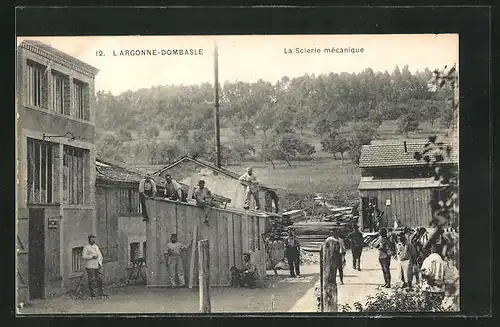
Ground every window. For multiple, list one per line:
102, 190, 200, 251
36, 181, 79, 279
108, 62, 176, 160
74, 79, 89, 121
119, 188, 141, 214
63, 145, 88, 205
51, 71, 70, 115
26, 60, 47, 108
72, 247, 83, 272
27, 138, 55, 204
130, 242, 140, 263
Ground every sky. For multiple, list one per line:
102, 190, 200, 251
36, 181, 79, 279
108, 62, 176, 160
17, 34, 458, 95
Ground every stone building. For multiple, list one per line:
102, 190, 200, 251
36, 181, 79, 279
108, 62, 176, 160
16, 40, 98, 303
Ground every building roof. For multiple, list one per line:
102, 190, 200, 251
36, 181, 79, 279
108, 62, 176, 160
153, 156, 277, 191
19, 40, 99, 76
359, 142, 458, 168
358, 178, 444, 190
96, 158, 147, 185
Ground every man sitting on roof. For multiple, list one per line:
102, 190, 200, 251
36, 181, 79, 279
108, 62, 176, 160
193, 180, 218, 225
163, 174, 187, 202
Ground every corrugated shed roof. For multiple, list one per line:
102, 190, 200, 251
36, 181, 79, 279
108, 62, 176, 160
358, 178, 444, 190
19, 40, 99, 75
359, 142, 458, 168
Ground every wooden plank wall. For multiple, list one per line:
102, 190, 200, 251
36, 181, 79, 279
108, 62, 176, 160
145, 199, 269, 287
360, 188, 433, 228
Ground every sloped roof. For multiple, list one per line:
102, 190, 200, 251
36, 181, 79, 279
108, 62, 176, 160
359, 142, 458, 168
358, 178, 444, 190
96, 158, 147, 184
153, 156, 276, 191
153, 156, 240, 180
19, 40, 99, 76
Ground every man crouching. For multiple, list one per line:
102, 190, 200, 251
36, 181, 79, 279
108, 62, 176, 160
240, 253, 258, 288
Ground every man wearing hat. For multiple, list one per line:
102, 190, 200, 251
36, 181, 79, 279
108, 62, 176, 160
238, 167, 261, 210
82, 234, 107, 298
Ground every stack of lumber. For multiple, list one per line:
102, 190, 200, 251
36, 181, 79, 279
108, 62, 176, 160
292, 221, 354, 250
322, 206, 358, 225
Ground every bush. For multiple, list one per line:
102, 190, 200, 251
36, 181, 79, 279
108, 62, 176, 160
340, 287, 446, 312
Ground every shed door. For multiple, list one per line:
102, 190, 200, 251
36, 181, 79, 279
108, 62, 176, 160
29, 208, 45, 299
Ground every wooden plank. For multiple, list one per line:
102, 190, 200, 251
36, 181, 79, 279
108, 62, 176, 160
188, 224, 198, 289
162, 201, 177, 286
208, 209, 219, 286
227, 214, 235, 269
233, 214, 243, 269
176, 204, 189, 287
218, 212, 229, 286
241, 214, 249, 254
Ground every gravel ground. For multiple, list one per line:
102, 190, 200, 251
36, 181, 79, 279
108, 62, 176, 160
18, 267, 319, 314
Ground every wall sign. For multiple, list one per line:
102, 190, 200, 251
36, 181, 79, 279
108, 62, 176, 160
385, 199, 391, 206
48, 217, 59, 229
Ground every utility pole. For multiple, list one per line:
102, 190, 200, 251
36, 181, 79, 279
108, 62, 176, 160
214, 42, 222, 168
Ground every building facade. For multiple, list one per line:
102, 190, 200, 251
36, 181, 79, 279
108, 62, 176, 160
358, 141, 458, 230
95, 158, 147, 285
16, 40, 99, 302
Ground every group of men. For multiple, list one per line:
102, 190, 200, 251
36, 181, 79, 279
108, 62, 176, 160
375, 226, 460, 310
137, 166, 267, 223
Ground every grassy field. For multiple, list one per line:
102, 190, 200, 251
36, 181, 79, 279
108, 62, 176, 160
104, 119, 448, 210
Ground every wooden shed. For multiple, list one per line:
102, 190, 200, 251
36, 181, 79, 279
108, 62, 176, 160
358, 141, 458, 230
144, 198, 278, 287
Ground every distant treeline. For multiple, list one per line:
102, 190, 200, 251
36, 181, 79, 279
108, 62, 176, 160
95, 65, 454, 166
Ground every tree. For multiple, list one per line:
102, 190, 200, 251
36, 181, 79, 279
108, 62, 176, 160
255, 103, 275, 139
397, 111, 420, 136
234, 119, 256, 144
321, 132, 350, 160
349, 122, 378, 164
425, 101, 441, 127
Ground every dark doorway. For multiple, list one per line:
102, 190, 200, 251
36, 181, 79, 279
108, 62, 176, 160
29, 208, 45, 299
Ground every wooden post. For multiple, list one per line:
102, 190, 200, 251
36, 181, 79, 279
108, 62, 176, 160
198, 239, 211, 313
322, 237, 338, 312
188, 224, 198, 289
319, 245, 324, 312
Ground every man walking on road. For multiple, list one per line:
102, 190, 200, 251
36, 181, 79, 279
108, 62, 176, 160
284, 228, 301, 278
377, 228, 392, 288
347, 225, 364, 271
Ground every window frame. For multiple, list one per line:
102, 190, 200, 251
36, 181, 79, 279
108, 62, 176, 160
63, 145, 88, 205
51, 70, 70, 115
73, 78, 90, 121
26, 60, 47, 109
27, 138, 55, 204
71, 247, 84, 273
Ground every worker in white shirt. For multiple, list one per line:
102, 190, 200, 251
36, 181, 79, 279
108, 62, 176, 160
139, 176, 157, 221
239, 167, 261, 210
82, 234, 107, 298
420, 243, 446, 310
164, 233, 191, 287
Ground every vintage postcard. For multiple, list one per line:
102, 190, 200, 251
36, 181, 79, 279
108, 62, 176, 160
15, 34, 459, 314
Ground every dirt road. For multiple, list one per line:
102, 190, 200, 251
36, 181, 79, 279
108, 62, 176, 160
289, 248, 401, 312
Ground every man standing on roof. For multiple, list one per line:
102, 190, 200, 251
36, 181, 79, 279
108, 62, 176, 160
163, 174, 187, 202
239, 167, 261, 210
139, 176, 157, 222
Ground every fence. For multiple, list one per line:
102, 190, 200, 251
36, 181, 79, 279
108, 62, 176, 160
145, 198, 277, 287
